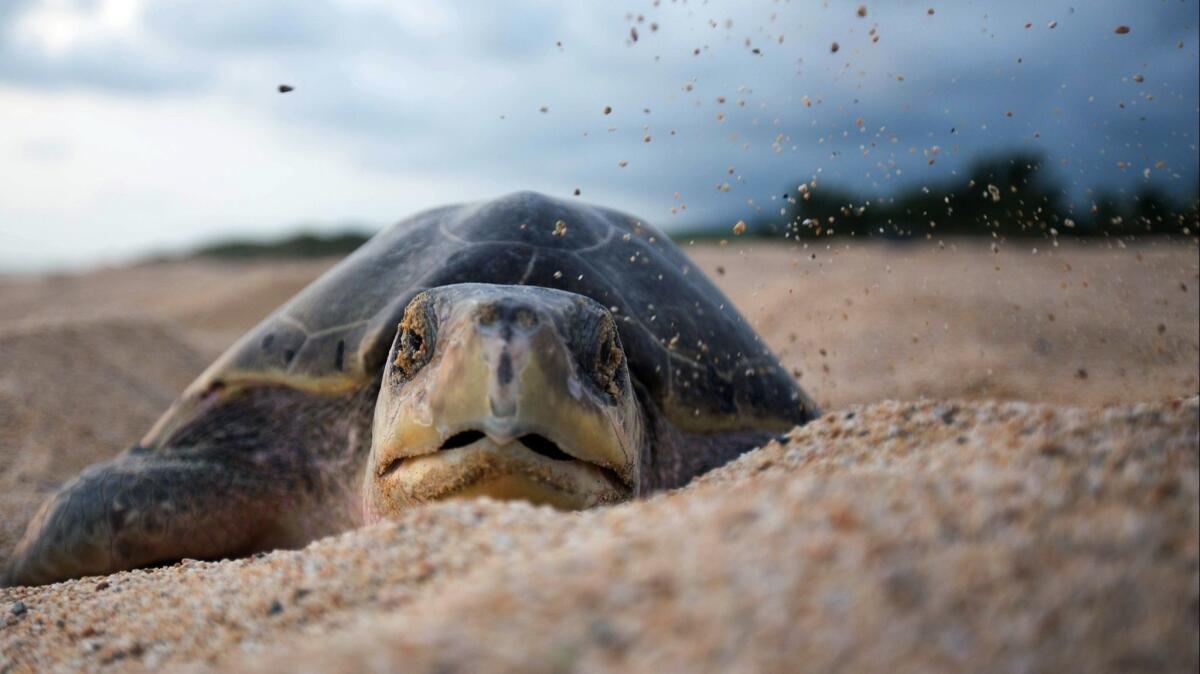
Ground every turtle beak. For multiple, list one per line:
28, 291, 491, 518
365, 289, 643, 519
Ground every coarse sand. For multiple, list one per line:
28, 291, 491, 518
0, 239, 1197, 673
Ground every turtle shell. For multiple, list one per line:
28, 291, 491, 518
155, 191, 814, 444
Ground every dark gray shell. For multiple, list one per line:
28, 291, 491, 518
173, 192, 815, 435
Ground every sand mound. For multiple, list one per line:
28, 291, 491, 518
0, 260, 333, 357
2, 399, 1196, 674
0, 319, 209, 569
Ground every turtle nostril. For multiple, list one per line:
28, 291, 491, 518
519, 434, 573, 461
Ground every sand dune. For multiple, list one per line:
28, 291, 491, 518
0, 319, 210, 569
0, 240, 1196, 673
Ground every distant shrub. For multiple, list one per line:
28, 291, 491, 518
194, 231, 373, 259
686, 151, 1198, 241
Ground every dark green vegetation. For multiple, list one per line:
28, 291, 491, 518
736, 151, 1199, 241
193, 230, 372, 259
187, 151, 1197, 261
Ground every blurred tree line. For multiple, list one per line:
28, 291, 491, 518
193, 230, 371, 259
187, 151, 1197, 261
745, 151, 1199, 241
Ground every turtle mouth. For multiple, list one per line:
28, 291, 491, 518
376, 429, 632, 509
445, 431, 574, 461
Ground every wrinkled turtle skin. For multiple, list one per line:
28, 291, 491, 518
4, 191, 818, 587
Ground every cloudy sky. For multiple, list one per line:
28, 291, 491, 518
1, 0, 1196, 271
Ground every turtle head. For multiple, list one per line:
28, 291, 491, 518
364, 283, 644, 520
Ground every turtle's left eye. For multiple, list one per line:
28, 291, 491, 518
590, 319, 624, 398
393, 302, 436, 380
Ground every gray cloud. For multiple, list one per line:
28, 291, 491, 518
235, 0, 1197, 224
144, 1, 391, 52
0, 39, 212, 93
0, 0, 1195, 270
0, 0, 212, 93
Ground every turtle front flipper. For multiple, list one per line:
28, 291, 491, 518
3, 451, 294, 587
4, 382, 374, 588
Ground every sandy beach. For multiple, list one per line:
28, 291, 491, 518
1, 239, 1197, 673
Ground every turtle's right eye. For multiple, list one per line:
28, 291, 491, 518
588, 316, 625, 398
393, 304, 436, 380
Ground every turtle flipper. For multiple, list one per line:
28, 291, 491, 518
3, 452, 288, 587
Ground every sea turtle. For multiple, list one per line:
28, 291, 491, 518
4, 191, 818, 587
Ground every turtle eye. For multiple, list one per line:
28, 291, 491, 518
393, 304, 436, 380
590, 320, 624, 397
